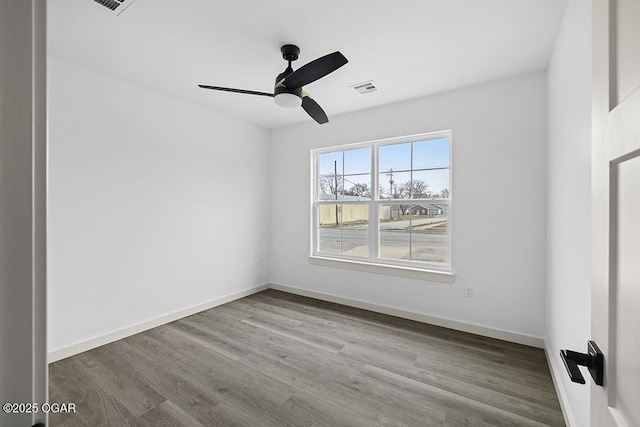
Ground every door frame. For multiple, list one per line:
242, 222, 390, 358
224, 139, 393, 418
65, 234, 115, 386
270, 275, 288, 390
0, 1, 48, 426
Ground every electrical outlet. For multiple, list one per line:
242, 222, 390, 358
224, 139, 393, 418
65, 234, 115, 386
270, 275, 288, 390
464, 286, 474, 298
255, 262, 260, 270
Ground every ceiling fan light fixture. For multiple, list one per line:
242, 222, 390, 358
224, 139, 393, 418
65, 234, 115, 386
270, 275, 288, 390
274, 92, 302, 108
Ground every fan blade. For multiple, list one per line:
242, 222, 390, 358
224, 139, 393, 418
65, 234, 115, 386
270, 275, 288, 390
281, 51, 348, 89
198, 85, 274, 97
302, 92, 328, 124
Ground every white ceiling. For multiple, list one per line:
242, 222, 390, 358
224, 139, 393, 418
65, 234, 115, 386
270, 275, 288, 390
48, 0, 568, 130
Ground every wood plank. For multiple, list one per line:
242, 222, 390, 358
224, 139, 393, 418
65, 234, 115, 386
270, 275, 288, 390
361, 364, 554, 427
69, 346, 167, 416
49, 289, 564, 426
138, 400, 205, 427
48, 357, 141, 426
241, 316, 346, 353
109, 340, 229, 426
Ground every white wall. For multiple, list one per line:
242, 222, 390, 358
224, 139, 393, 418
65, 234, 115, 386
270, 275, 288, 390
270, 73, 548, 340
546, 0, 592, 425
48, 58, 270, 355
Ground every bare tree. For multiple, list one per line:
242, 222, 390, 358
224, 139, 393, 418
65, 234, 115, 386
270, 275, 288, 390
402, 178, 430, 198
319, 176, 343, 196
387, 183, 404, 199
380, 179, 435, 218
439, 188, 450, 198
344, 183, 371, 198
387, 184, 408, 216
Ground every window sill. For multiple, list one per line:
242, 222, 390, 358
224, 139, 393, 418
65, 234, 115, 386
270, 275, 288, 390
308, 256, 455, 283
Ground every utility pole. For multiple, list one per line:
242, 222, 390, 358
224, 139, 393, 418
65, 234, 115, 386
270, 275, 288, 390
334, 160, 339, 226
386, 168, 394, 198
385, 168, 395, 219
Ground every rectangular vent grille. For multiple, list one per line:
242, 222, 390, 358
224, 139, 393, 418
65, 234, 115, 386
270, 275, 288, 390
91, 0, 137, 15
352, 81, 379, 95
94, 0, 120, 10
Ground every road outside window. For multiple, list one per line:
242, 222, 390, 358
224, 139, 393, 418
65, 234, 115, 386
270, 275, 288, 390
312, 131, 451, 272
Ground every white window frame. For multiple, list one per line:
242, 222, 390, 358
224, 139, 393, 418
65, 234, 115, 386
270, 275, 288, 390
310, 130, 454, 282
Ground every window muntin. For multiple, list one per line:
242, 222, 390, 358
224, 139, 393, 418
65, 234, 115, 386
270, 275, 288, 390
313, 131, 451, 271
318, 203, 370, 257
318, 147, 371, 200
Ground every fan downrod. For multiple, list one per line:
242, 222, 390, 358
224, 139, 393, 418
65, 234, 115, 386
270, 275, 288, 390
281, 44, 300, 62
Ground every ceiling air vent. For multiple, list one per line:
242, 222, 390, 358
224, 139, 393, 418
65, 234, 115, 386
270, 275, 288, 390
351, 81, 379, 95
90, 0, 137, 16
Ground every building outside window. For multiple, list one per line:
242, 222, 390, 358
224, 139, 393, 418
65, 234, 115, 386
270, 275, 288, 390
312, 130, 452, 272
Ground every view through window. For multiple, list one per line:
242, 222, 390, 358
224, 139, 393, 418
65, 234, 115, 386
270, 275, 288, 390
313, 131, 451, 270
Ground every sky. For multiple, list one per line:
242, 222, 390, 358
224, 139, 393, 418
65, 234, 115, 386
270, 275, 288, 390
318, 137, 450, 197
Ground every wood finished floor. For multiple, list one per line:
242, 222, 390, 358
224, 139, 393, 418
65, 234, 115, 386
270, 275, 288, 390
49, 290, 565, 426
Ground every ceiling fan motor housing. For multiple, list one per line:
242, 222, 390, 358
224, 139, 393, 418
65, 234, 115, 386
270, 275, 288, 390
274, 69, 302, 108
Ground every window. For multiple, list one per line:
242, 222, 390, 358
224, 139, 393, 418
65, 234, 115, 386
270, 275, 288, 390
312, 131, 451, 273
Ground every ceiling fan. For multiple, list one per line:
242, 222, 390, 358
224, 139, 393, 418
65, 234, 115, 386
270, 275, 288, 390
198, 44, 348, 124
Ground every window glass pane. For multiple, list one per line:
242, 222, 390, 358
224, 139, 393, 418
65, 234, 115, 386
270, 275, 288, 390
413, 138, 450, 170
379, 204, 410, 260
341, 204, 368, 257
314, 131, 451, 270
379, 171, 411, 199
410, 203, 448, 263
318, 176, 344, 199
344, 147, 371, 175
404, 177, 430, 199
379, 142, 411, 173
318, 151, 343, 177
318, 204, 340, 253
319, 203, 341, 226
410, 169, 450, 199
343, 174, 371, 200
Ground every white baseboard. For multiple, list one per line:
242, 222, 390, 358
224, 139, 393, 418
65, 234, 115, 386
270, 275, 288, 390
48, 281, 546, 363
48, 283, 270, 363
269, 282, 544, 348
544, 339, 575, 427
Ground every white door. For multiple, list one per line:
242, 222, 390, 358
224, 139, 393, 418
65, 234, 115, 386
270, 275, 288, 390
0, 1, 47, 427
591, 0, 640, 425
